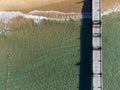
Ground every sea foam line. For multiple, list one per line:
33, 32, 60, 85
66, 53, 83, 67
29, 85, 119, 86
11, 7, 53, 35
0, 10, 92, 24
0, 7, 120, 25
102, 5, 120, 16
28, 10, 79, 15
0, 11, 47, 24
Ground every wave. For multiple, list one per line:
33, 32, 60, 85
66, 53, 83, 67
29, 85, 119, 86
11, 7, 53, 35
0, 10, 92, 25
0, 11, 47, 24
28, 10, 79, 15
28, 10, 91, 19
102, 5, 120, 16
0, 6, 120, 24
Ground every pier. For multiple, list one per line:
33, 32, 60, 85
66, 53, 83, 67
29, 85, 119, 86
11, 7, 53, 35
92, 0, 102, 90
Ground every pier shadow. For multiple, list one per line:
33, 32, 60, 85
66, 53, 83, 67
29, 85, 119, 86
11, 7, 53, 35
76, 0, 92, 90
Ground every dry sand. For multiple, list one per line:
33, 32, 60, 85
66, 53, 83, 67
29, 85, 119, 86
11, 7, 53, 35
0, 0, 120, 14
0, 0, 69, 10
0, 0, 83, 13
102, 0, 120, 12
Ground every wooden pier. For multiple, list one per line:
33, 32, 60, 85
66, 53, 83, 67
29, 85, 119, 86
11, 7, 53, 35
92, 0, 102, 90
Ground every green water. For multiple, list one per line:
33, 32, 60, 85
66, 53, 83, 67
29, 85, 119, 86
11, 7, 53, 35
0, 20, 80, 90
103, 13, 120, 90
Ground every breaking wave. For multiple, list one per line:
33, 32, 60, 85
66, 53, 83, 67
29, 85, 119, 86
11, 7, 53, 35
0, 6, 120, 25
0, 10, 92, 24
28, 10, 91, 19
102, 5, 120, 16
28, 10, 78, 15
0, 11, 47, 24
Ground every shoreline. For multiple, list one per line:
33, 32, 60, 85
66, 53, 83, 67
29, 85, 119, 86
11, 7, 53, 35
1, 4, 120, 24
102, 5, 120, 16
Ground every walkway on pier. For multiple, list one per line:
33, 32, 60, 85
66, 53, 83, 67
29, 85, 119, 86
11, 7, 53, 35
92, 0, 102, 90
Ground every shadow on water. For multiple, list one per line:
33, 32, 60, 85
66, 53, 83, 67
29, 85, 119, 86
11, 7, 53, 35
76, 0, 92, 90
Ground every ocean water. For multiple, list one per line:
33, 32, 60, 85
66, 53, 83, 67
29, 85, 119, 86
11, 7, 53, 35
102, 12, 120, 90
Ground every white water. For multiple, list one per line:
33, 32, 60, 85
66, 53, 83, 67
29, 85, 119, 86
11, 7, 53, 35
0, 10, 83, 25
0, 7, 120, 25
102, 5, 120, 16
0, 11, 47, 24
0, 8, 119, 34
28, 10, 92, 19
28, 10, 78, 15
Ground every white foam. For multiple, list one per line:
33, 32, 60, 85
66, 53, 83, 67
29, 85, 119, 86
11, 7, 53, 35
102, 5, 120, 16
28, 10, 79, 15
1, 7, 120, 25
28, 10, 92, 19
0, 11, 47, 24
0, 10, 92, 25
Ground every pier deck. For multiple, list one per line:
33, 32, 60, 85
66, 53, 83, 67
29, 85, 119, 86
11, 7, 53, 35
92, 0, 102, 90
